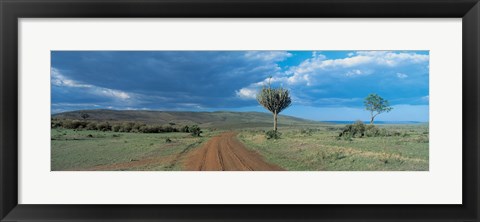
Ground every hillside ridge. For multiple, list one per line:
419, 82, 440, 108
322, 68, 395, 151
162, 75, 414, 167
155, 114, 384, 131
52, 109, 320, 128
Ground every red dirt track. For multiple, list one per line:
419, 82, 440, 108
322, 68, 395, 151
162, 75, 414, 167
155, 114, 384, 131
185, 132, 284, 171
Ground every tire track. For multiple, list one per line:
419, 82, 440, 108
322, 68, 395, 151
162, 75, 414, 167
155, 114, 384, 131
185, 131, 284, 171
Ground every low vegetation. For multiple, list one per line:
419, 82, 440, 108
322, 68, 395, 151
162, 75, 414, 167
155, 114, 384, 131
51, 110, 428, 171
265, 130, 282, 140
338, 120, 409, 139
51, 129, 215, 171
239, 124, 429, 171
51, 118, 202, 135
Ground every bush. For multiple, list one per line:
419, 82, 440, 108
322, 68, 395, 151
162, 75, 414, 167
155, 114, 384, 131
139, 125, 163, 133
190, 125, 202, 137
52, 119, 183, 134
165, 138, 172, 143
339, 120, 366, 138
380, 128, 389, 136
163, 125, 178, 133
181, 125, 190, 133
338, 121, 407, 138
265, 130, 281, 139
51, 120, 62, 128
85, 122, 97, 130
120, 122, 135, 132
96, 122, 111, 132
62, 120, 88, 129
365, 125, 380, 137
112, 125, 122, 132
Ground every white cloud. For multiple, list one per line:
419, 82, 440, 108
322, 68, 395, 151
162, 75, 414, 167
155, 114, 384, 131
235, 51, 428, 106
51, 68, 91, 88
396, 72, 408, 79
356, 51, 429, 65
236, 75, 295, 100
346, 69, 369, 77
280, 51, 427, 86
236, 88, 258, 100
244, 51, 292, 62
96, 88, 131, 100
51, 67, 132, 100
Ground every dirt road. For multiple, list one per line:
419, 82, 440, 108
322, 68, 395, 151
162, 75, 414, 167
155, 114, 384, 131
185, 132, 284, 171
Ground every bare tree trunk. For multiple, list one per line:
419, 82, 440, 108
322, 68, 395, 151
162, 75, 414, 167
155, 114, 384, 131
370, 116, 375, 125
273, 111, 278, 132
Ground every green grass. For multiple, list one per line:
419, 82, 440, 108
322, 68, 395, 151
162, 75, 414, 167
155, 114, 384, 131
52, 123, 429, 171
238, 124, 429, 171
51, 129, 215, 171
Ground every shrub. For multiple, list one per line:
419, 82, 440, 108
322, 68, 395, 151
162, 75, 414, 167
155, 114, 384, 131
85, 122, 97, 130
265, 130, 281, 139
130, 128, 140, 133
339, 120, 366, 138
189, 125, 202, 137
165, 138, 172, 143
365, 125, 380, 137
121, 122, 135, 132
96, 122, 111, 132
112, 125, 122, 132
62, 120, 87, 129
341, 133, 353, 141
139, 125, 161, 133
53, 119, 184, 134
51, 120, 62, 128
181, 125, 190, 133
163, 125, 178, 133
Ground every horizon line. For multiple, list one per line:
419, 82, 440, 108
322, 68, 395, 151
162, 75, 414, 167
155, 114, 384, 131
51, 108, 428, 123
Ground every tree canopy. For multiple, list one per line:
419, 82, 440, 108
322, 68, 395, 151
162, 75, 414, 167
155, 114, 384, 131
364, 93, 393, 124
256, 82, 292, 132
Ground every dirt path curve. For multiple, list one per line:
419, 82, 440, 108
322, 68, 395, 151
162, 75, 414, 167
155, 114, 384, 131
185, 132, 284, 171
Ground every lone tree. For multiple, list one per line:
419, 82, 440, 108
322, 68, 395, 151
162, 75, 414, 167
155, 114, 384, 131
364, 93, 393, 124
256, 81, 292, 132
80, 112, 90, 120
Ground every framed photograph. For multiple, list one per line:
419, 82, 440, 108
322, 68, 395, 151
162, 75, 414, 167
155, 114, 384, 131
1, 0, 479, 221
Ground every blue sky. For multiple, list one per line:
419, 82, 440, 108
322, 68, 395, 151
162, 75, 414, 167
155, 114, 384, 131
51, 51, 429, 122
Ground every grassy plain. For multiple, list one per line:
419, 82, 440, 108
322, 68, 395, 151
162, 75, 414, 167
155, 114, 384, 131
238, 124, 429, 171
51, 123, 428, 171
51, 129, 217, 171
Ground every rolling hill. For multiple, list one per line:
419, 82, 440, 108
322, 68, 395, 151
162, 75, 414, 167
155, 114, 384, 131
52, 109, 321, 129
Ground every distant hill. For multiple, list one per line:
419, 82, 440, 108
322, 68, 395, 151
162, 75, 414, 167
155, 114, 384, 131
52, 109, 321, 129
324, 121, 426, 125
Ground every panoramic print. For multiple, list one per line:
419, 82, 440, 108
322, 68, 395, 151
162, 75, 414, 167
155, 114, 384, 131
51, 51, 429, 171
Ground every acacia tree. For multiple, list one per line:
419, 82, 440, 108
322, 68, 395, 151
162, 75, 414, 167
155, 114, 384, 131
256, 82, 292, 132
364, 93, 393, 124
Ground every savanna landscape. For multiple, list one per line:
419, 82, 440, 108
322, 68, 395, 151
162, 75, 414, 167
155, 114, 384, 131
51, 50, 429, 171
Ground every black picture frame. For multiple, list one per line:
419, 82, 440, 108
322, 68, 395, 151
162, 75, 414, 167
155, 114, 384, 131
1, 0, 479, 221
